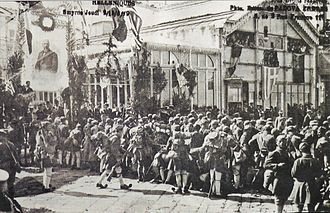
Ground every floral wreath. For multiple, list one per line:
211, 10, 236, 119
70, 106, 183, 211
37, 13, 55, 32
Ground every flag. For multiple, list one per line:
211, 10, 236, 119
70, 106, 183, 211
23, 11, 33, 55
128, 9, 142, 50
227, 43, 243, 77
175, 64, 188, 88
112, 7, 128, 42
263, 66, 278, 100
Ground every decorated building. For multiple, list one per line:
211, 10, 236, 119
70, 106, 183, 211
59, 1, 324, 115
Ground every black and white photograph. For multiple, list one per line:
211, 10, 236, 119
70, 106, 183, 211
0, 0, 330, 212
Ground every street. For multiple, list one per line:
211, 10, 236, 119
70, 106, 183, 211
15, 168, 301, 213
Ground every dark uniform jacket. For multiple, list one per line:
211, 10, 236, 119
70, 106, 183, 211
291, 154, 322, 204
265, 148, 294, 197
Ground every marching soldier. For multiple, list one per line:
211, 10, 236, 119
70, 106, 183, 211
68, 124, 83, 169
57, 117, 69, 167
167, 133, 191, 194
95, 125, 132, 190
35, 121, 57, 192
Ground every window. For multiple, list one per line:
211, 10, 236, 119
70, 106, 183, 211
39, 92, 43, 101
49, 92, 53, 104
208, 72, 214, 90
191, 54, 198, 67
292, 54, 304, 83
264, 26, 268, 38
90, 74, 95, 83
44, 92, 48, 101
152, 51, 161, 64
161, 51, 170, 65
207, 55, 215, 67
198, 54, 206, 67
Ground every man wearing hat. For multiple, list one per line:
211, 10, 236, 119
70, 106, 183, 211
57, 117, 69, 167
66, 124, 83, 170
315, 127, 330, 169
303, 109, 313, 128
26, 115, 39, 165
0, 129, 21, 198
291, 142, 323, 212
275, 110, 284, 130
0, 169, 22, 213
166, 133, 190, 194
35, 121, 57, 192
96, 125, 132, 190
265, 135, 294, 213
202, 131, 229, 198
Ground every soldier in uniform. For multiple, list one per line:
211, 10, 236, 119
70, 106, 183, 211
265, 135, 294, 213
128, 127, 147, 182
35, 121, 57, 192
57, 117, 69, 167
0, 169, 22, 213
68, 124, 83, 169
0, 129, 21, 199
95, 125, 132, 190
166, 133, 191, 194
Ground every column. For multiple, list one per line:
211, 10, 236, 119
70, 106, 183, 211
169, 67, 173, 105
150, 67, 154, 97
101, 85, 104, 109
109, 85, 113, 108
283, 19, 288, 116
117, 77, 120, 108
94, 75, 97, 107
128, 58, 134, 102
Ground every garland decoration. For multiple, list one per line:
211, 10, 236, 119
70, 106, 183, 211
96, 36, 122, 80
37, 13, 56, 32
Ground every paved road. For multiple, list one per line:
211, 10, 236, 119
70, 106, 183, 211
16, 174, 304, 213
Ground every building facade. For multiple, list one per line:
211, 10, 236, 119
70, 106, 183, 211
79, 0, 320, 114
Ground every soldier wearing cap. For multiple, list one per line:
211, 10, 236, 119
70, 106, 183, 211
303, 109, 313, 128
0, 169, 22, 213
66, 124, 83, 169
291, 142, 322, 212
0, 129, 21, 198
315, 126, 330, 168
35, 121, 57, 192
202, 131, 229, 198
57, 117, 69, 167
96, 124, 132, 190
166, 133, 191, 194
26, 115, 39, 165
127, 126, 148, 182
82, 118, 97, 171
265, 135, 294, 213
275, 110, 284, 130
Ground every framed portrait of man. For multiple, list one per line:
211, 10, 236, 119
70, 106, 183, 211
35, 39, 58, 73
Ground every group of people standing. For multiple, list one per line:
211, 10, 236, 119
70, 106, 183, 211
1, 104, 330, 213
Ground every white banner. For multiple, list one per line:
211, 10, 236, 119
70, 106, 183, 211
263, 66, 279, 100
22, 8, 68, 92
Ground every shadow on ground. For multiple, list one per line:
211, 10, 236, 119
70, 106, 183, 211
55, 190, 118, 198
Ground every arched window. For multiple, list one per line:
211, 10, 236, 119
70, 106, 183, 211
207, 55, 215, 67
